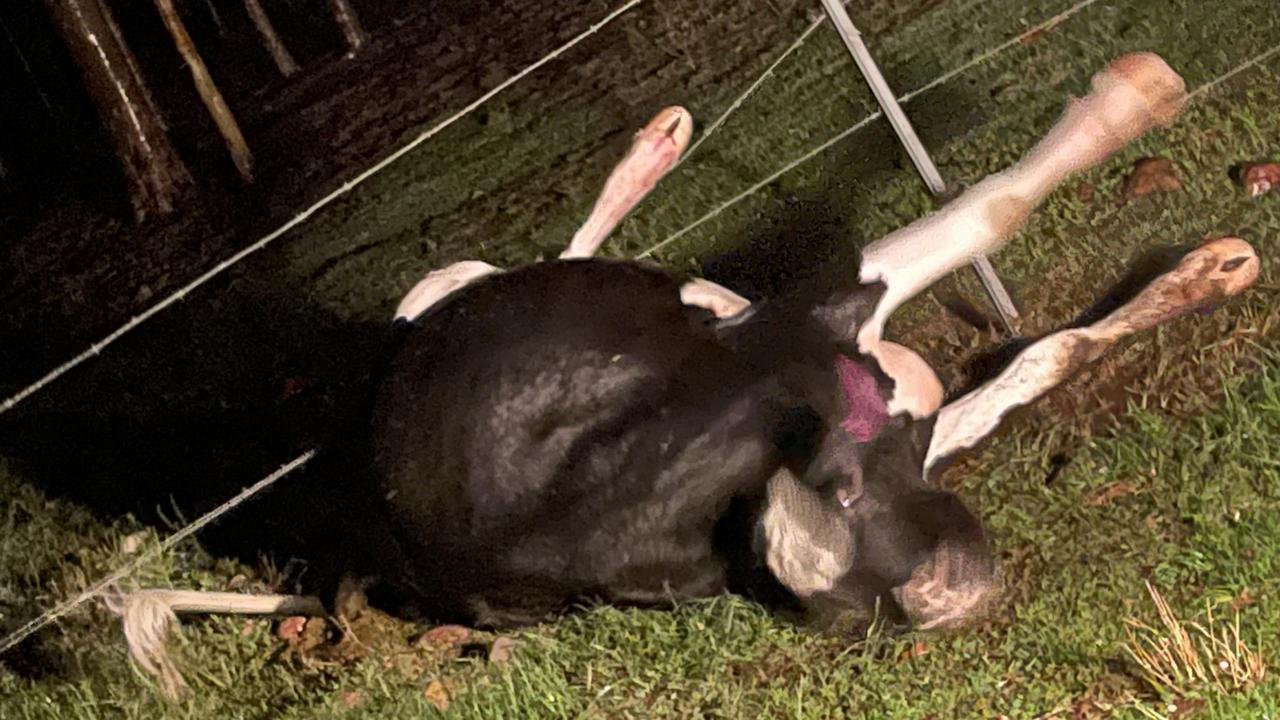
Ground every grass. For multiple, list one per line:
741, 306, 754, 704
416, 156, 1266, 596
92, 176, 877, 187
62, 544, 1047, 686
1124, 582, 1266, 701
4, 356, 1280, 718
3, 0, 1280, 716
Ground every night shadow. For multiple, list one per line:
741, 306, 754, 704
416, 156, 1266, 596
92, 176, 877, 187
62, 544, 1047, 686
697, 78, 984, 300
0, 269, 409, 676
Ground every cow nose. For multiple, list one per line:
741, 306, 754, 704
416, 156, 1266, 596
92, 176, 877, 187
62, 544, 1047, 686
892, 537, 998, 631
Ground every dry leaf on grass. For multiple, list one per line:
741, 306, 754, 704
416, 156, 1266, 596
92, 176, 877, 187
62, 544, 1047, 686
276, 615, 307, 641
897, 640, 929, 661
1075, 181, 1096, 204
417, 624, 471, 648
1085, 481, 1138, 506
1234, 161, 1280, 197
1168, 696, 1206, 718
424, 679, 450, 710
279, 377, 315, 400
1228, 587, 1256, 611
1019, 27, 1045, 45
1121, 157, 1181, 202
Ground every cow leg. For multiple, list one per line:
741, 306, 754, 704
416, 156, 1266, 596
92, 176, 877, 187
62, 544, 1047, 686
679, 277, 752, 318
924, 237, 1259, 475
393, 106, 693, 323
560, 106, 693, 258
855, 53, 1187, 353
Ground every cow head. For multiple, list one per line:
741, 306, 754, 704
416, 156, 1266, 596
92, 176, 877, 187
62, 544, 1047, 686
761, 412, 995, 630
748, 52, 1228, 631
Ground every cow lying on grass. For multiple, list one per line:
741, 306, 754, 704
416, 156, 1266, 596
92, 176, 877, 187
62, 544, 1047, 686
107, 52, 1259, 696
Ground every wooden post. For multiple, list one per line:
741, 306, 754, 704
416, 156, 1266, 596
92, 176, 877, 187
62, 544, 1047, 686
327, 0, 367, 56
152, 0, 255, 182
242, 0, 298, 76
42, 0, 192, 220
93, 0, 167, 130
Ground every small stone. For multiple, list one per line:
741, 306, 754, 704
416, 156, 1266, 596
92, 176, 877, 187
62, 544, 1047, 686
1121, 157, 1181, 202
488, 636, 518, 665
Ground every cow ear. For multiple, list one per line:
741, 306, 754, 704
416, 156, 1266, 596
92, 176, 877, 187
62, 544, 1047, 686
802, 429, 867, 506
759, 468, 854, 599
907, 415, 936, 457
809, 282, 887, 344
858, 414, 937, 484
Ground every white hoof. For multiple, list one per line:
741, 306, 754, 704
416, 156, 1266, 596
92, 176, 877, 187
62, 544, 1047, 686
394, 261, 501, 322
679, 278, 751, 319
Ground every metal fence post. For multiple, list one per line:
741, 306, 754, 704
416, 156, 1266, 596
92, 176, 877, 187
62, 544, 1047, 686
818, 0, 1021, 332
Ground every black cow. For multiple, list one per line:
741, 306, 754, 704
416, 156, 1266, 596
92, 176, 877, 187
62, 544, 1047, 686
107, 52, 1261, 696
364, 51, 1216, 631
373, 258, 987, 629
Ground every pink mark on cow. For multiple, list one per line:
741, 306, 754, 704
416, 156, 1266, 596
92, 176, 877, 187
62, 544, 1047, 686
835, 354, 889, 441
